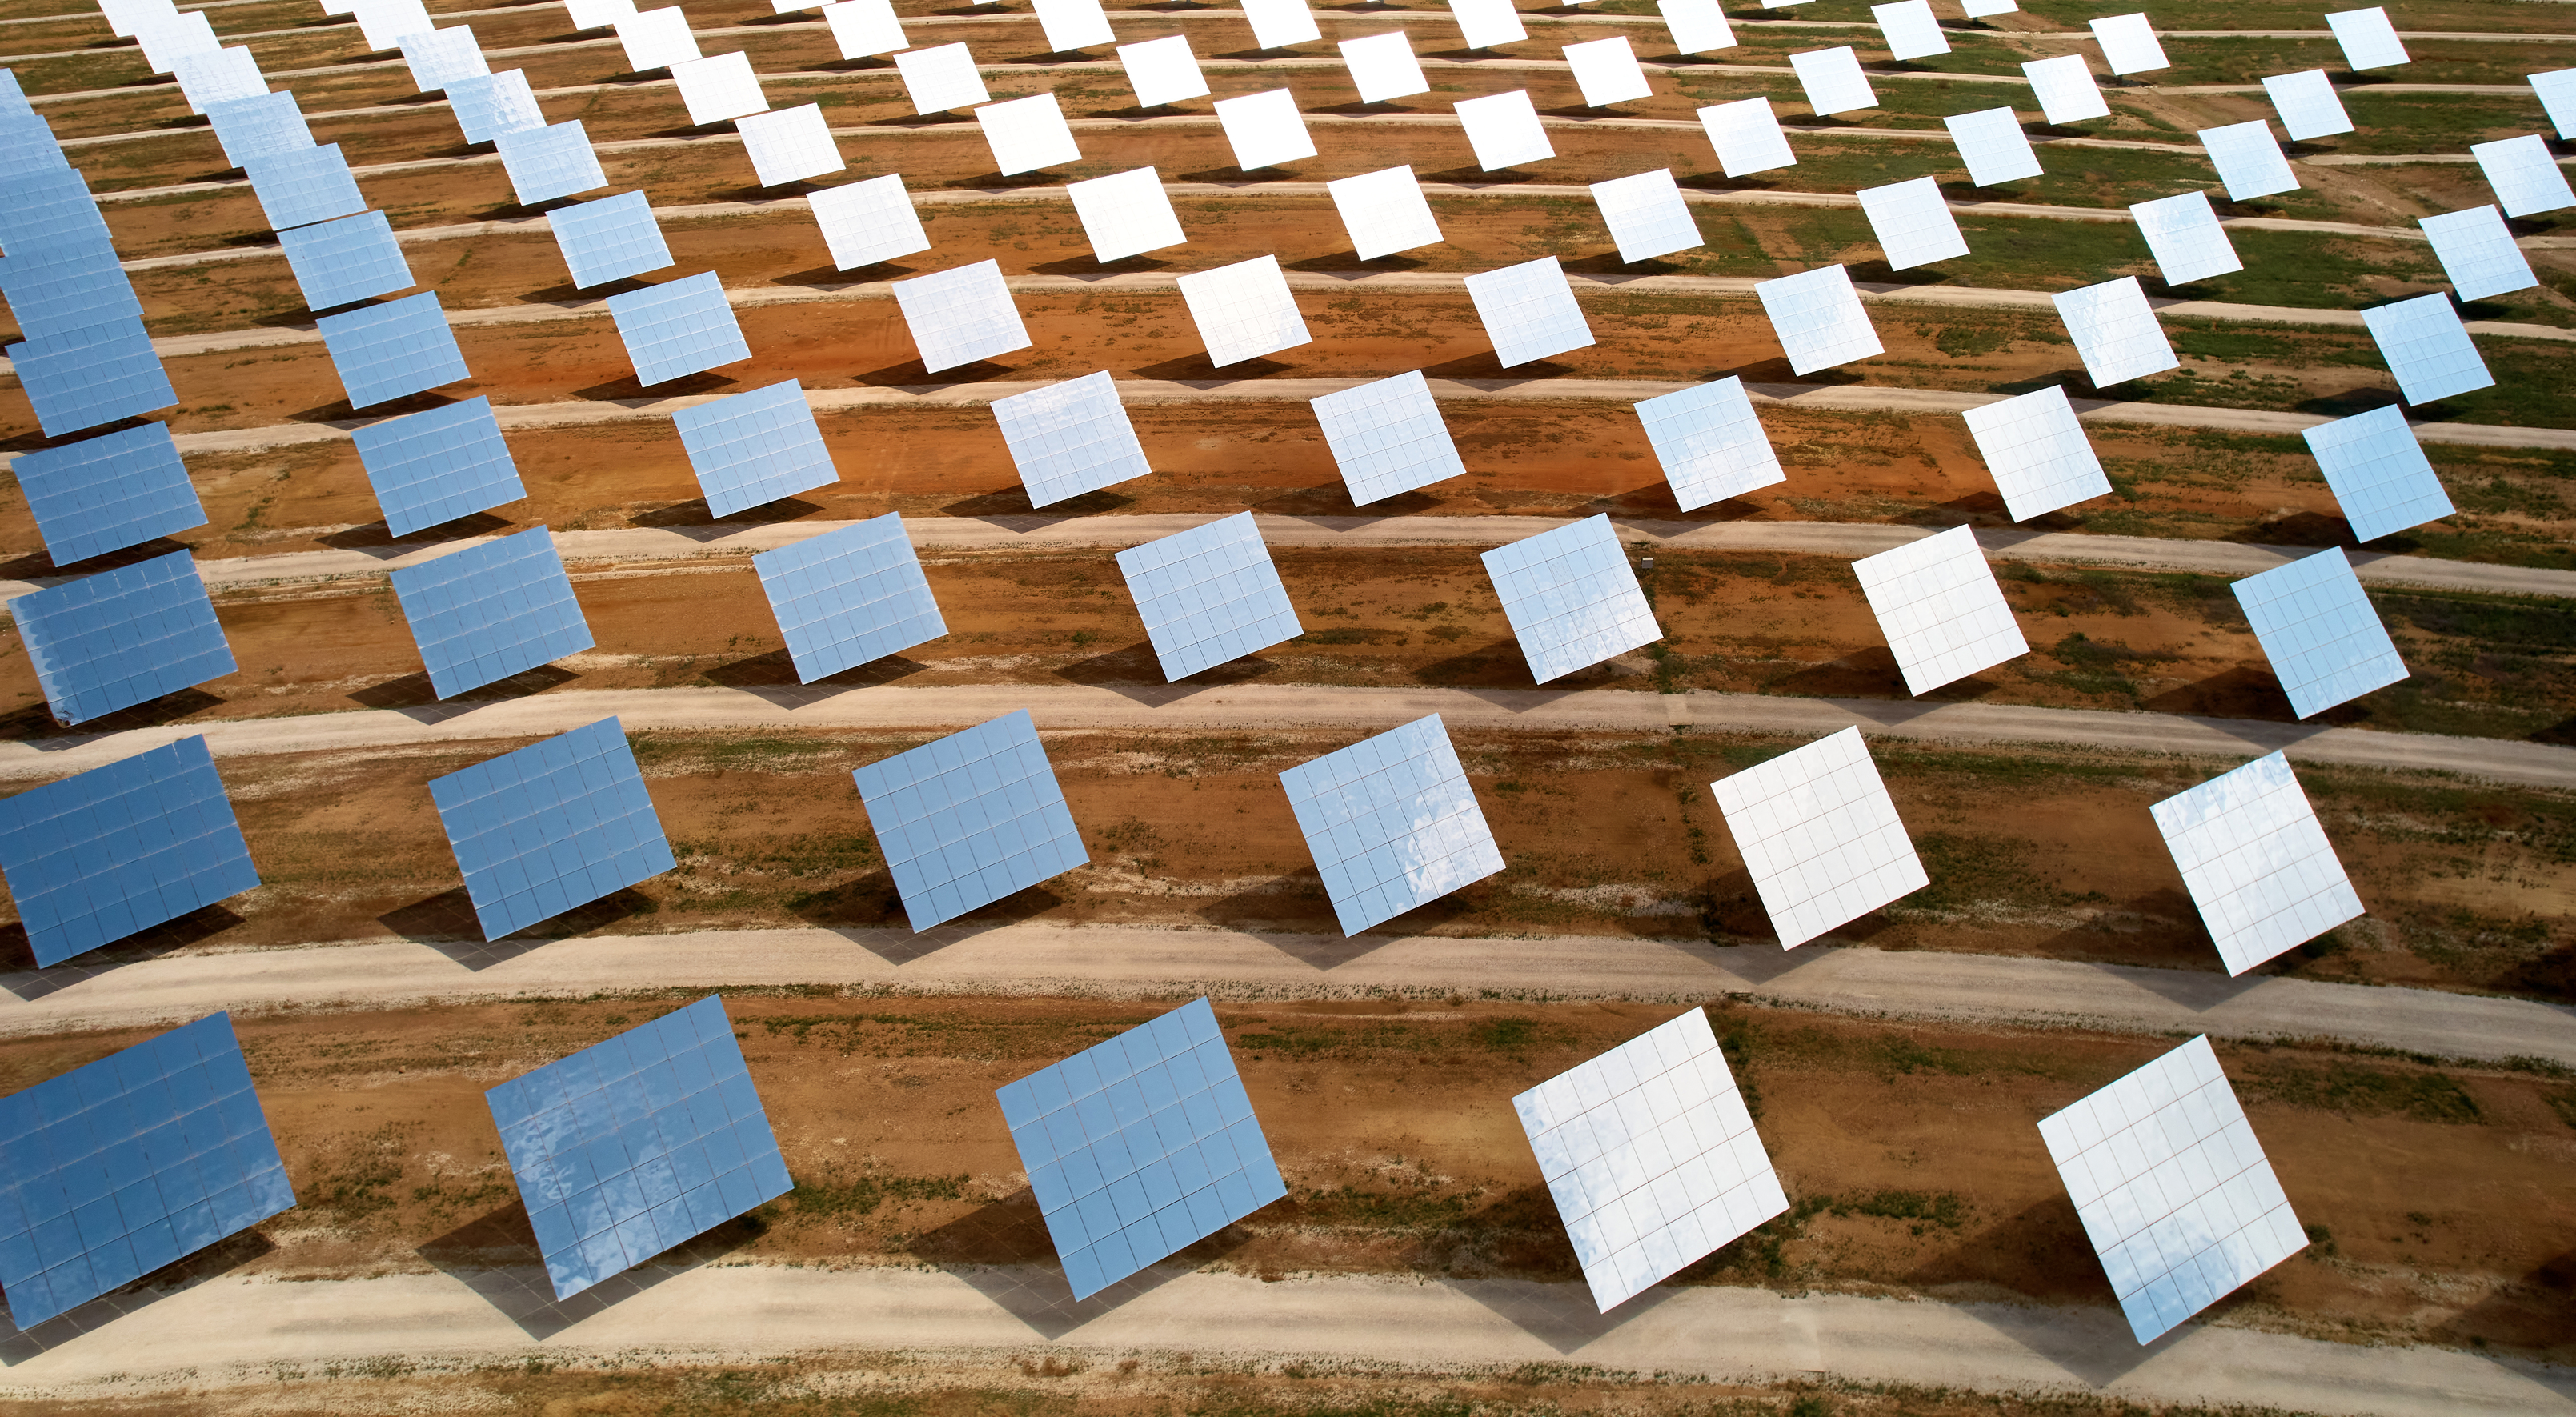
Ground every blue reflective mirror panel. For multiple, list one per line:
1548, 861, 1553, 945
427, 716, 677, 941
848, 709, 1087, 931
0, 735, 258, 967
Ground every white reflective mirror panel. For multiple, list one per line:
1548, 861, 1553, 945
2470, 134, 2574, 218
1660, 0, 1735, 53
1067, 166, 1185, 262
1961, 0, 2016, 14
399, 26, 488, 92
1961, 385, 2111, 522
2299, 404, 2454, 544
495, 120, 607, 205
1711, 726, 1926, 950
2325, 6, 2408, 70
1943, 106, 2041, 186
1277, 714, 1502, 936
2261, 69, 2351, 140
351, 0, 432, 52
1852, 523, 2027, 695
1789, 46, 1875, 115
672, 51, 767, 126
1312, 370, 1467, 505
1176, 255, 1311, 366
2151, 752, 2365, 975
1564, 37, 1652, 107
1481, 514, 1659, 684
976, 92, 1082, 175
895, 43, 989, 114
1340, 31, 1429, 102
1327, 165, 1442, 259
2420, 205, 2537, 301
1456, 90, 1555, 170
737, 103, 844, 186
991, 370, 1152, 507
1755, 263, 1881, 374
1514, 1009, 1786, 1313
1698, 98, 1795, 177
134, 8, 217, 71
2534, 67, 2576, 139
1032, 0, 1114, 50
1857, 176, 1967, 269
564, 0, 635, 28
2053, 276, 2176, 386
1112, 512, 1303, 681
1634, 376, 1785, 510
1871, 0, 1947, 61
2037, 1035, 2307, 1344
2023, 54, 2109, 123
1215, 88, 1316, 170
169, 46, 266, 116
810, 174, 930, 270
1241, 0, 1320, 48
2089, 14, 2166, 75
2130, 190, 2241, 285
892, 259, 1032, 370
449, 69, 544, 143
823, 0, 906, 58
2361, 292, 2494, 404
2198, 121, 2299, 201
1448, 0, 1525, 50
1465, 256, 1595, 367
1591, 169, 1701, 262
2231, 549, 2408, 718
1118, 34, 1209, 107
615, 6, 700, 71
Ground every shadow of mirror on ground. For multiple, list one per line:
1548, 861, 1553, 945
0, 1230, 274, 1365
1442, 1273, 1677, 1355
914, 1191, 1252, 1339
418, 1199, 759, 1341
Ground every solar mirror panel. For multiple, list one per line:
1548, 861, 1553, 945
244, 143, 367, 230
1215, 88, 1316, 169
2325, 6, 2408, 70
672, 51, 768, 126
1698, 98, 1795, 178
564, 0, 636, 26
2470, 134, 2574, 218
1455, 90, 1554, 170
0, 1011, 294, 1328
11, 318, 178, 440
2362, 292, 2492, 404
1176, 255, 1309, 366
892, 258, 1030, 370
994, 997, 1286, 1299
2089, 14, 2166, 74
1, 112, 68, 172
168, 46, 266, 115
1563, 37, 1651, 107
1032, 0, 1115, 51
204, 90, 314, 168
14, 550, 233, 724
389, 525, 594, 698
1961, 385, 2109, 521
2260, 70, 2351, 140
606, 271, 751, 386
447, 70, 545, 143
2299, 404, 2452, 542
992, 370, 1152, 507
2420, 205, 2534, 300
1961, 0, 2017, 14
1871, 0, 1947, 61
351, 395, 527, 536
2535, 68, 2576, 139
1067, 166, 1184, 262
1712, 726, 1926, 948
2022, 53, 2108, 123
2232, 549, 2406, 718
11, 421, 205, 566
1, 168, 114, 255
1280, 715, 1502, 935
1340, 31, 1428, 102
1313, 370, 1465, 504
976, 92, 1082, 175
487, 996, 788, 1299
851, 709, 1088, 930
2053, 276, 2176, 387
1851, 523, 2027, 694
616, 6, 702, 71
823, 0, 907, 58
1856, 176, 1967, 269
548, 189, 673, 288
0, 246, 146, 339
428, 717, 675, 942
399, 26, 488, 92
1115, 511, 1302, 681
98, 0, 170, 38
277, 209, 415, 310
1789, 46, 1875, 115
1327, 165, 1441, 259
2198, 121, 2298, 201
1465, 256, 1593, 367
1515, 1008, 1785, 1313
1755, 263, 1881, 374
672, 378, 839, 517
351, 0, 433, 52
2040, 1036, 2306, 1344
1590, 168, 1701, 262
754, 512, 947, 682
1449, 0, 1525, 50
1240, 0, 1320, 48
316, 290, 468, 409
2150, 755, 2362, 976
1120, 34, 1209, 107
0, 736, 254, 968
1660, 0, 1735, 53
134, 8, 218, 73
1634, 376, 1784, 510
810, 174, 931, 269
1482, 514, 1659, 684
1944, 106, 2041, 186
496, 121, 608, 205
2129, 190, 2241, 285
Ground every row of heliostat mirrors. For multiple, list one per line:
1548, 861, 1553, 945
0, 0, 2562, 1352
